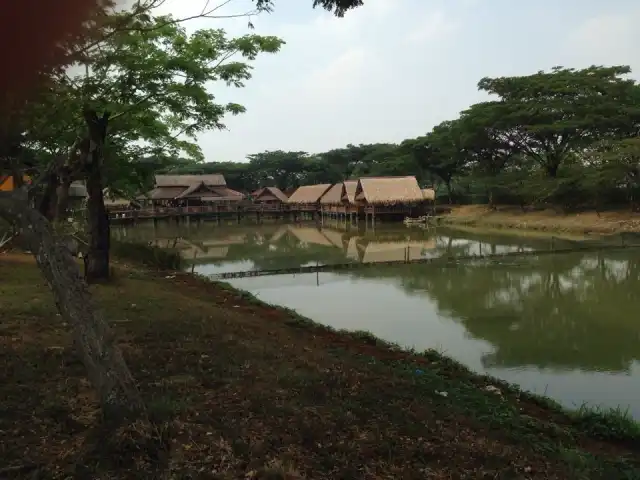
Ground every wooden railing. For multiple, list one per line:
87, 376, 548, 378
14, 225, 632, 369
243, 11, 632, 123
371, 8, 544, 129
108, 202, 291, 220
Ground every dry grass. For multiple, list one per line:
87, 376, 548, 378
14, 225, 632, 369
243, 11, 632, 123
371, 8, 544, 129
1, 253, 640, 479
445, 205, 640, 235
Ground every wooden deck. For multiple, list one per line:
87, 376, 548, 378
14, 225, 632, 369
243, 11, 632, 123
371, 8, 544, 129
108, 203, 294, 221
108, 202, 428, 222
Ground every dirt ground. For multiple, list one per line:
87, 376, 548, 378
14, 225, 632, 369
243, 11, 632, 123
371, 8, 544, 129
1, 253, 639, 479
444, 205, 640, 235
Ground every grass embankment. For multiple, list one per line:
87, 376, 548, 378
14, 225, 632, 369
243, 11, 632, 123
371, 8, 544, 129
1, 253, 640, 479
442, 205, 640, 235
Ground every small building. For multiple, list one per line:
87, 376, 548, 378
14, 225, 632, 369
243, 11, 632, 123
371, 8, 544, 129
320, 180, 359, 217
102, 188, 135, 211
421, 188, 436, 201
67, 181, 88, 211
251, 186, 289, 210
143, 174, 244, 208
286, 184, 332, 212
354, 176, 425, 218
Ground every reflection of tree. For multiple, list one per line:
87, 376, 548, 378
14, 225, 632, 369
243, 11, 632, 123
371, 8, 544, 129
351, 250, 640, 373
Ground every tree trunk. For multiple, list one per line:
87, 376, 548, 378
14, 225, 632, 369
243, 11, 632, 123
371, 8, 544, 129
86, 164, 110, 282
545, 161, 559, 178
38, 172, 59, 221
0, 191, 146, 422
56, 174, 72, 220
83, 109, 111, 282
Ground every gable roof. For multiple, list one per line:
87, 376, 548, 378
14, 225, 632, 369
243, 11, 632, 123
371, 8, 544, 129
319, 183, 344, 204
252, 186, 288, 202
343, 180, 358, 203
355, 176, 423, 205
155, 174, 226, 187
286, 184, 332, 204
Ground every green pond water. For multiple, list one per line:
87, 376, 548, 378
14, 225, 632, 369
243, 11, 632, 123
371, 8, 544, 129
113, 219, 640, 419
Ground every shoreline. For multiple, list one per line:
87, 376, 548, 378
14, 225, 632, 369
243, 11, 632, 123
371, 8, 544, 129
2, 250, 640, 478
439, 205, 640, 236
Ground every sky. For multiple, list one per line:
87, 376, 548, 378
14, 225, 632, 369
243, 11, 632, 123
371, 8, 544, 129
156, 0, 640, 163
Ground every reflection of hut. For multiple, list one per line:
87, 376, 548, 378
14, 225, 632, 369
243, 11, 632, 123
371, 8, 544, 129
320, 228, 345, 249
357, 240, 437, 263
251, 186, 289, 209
355, 176, 425, 218
286, 184, 332, 212
320, 180, 360, 217
172, 237, 239, 261
142, 174, 244, 207
287, 225, 334, 247
269, 225, 289, 243
346, 237, 360, 260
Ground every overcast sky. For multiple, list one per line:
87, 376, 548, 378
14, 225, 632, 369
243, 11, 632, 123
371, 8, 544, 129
157, 0, 640, 163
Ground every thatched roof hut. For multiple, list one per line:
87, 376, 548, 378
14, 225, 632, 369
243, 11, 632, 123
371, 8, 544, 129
252, 186, 288, 203
354, 176, 423, 205
287, 184, 332, 204
156, 174, 226, 187
319, 183, 343, 205
144, 174, 243, 202
421, 188, 436, 201
320, 180, 360, 205
102, 188, 139, 208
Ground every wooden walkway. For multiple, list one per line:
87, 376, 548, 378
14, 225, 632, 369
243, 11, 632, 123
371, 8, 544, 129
208, 243, 640, 280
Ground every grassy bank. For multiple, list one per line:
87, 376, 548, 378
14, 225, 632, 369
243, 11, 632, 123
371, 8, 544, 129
442, 205, 640, 235
1, 253, 640, 479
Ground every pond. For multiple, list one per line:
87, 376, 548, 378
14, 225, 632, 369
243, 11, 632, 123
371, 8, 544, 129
113, 219, 640, 419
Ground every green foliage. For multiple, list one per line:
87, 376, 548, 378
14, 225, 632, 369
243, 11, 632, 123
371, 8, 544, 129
170, 64, 640, 210
6, 5, 284, 199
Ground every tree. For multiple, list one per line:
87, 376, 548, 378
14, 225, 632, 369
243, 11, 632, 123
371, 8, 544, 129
25, 10, 284, 281
586, 138, 640, 210
476, 66, 640, 178
247, 151, 309, 190
457, 104, 518, 207
256, 0, 363, 16
0, 1, 284, 422
402, 121, 469, 203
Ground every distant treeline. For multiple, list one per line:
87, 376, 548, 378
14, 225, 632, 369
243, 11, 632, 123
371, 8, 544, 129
167, 65, 640, 210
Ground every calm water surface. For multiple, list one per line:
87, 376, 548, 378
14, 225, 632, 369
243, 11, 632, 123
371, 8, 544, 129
113, 220, 640, 418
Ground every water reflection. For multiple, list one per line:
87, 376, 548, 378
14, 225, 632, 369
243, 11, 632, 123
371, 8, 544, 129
113, 221, 640, 417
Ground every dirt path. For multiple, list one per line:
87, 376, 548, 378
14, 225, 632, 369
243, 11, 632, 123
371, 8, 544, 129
443, 205, 640, 235
1, 254, 639, 479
